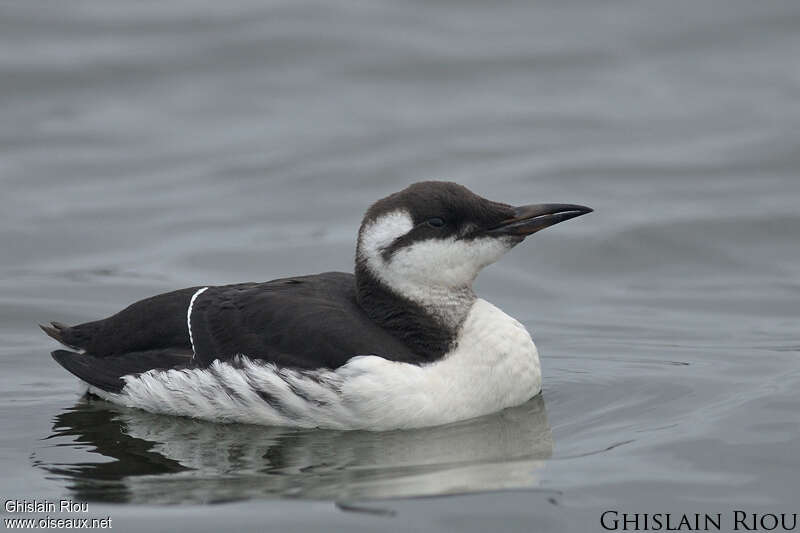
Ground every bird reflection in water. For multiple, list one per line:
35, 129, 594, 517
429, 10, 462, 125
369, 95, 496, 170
37, 395, 553, 504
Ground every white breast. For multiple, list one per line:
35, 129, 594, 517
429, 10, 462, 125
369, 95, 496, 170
339, 298, 541, 429
89, 299, 540, 431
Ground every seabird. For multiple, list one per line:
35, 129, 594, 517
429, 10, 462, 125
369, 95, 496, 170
42, 181, 591, 430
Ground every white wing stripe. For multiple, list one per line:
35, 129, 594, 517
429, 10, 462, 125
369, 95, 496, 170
187, 287, 209, 358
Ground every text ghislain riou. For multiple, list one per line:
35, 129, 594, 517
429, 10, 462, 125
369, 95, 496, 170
601, 511, 798, 531
5, 499, 88, 514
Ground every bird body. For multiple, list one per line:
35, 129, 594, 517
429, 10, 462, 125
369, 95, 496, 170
79, 295, 538, 430
43, 181, 590, 430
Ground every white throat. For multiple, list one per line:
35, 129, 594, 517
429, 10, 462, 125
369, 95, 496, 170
356, 209, 511, 328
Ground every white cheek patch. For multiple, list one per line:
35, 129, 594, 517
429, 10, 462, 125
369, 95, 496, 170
359, 208, 511, 295
358, 209, 414, 263
390, 237, 510, 288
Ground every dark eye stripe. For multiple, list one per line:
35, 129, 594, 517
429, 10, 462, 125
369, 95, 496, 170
427, 217, 445, 228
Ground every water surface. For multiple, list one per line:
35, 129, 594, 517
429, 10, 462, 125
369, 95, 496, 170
1, 0, 799, 531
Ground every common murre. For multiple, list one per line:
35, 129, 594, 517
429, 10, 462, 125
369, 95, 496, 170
42, 181, 591, 430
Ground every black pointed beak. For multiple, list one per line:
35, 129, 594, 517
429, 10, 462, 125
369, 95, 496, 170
487, 203, 593, 236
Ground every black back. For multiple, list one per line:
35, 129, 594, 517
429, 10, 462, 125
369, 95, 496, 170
189, 272, 425, 368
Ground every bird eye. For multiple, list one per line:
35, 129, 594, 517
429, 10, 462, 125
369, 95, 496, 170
426, 217, 445, 228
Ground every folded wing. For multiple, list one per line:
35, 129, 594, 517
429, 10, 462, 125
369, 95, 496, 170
47, 272, 424, 394
189, 272, 422, 368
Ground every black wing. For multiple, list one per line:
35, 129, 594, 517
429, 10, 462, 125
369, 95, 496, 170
42, 287, 200, 357
44, 286, 201, 392
52, 349, 193, 393
45, 272, 422, 393
189, 272, 423, 369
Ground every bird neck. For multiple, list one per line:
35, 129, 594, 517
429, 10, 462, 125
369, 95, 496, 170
354, 263, 475, 361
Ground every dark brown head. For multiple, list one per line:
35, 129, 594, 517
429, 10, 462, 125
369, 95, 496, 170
356, 181, 592, 293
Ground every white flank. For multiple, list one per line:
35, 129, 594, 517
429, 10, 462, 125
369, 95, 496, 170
87, 298, 541, 431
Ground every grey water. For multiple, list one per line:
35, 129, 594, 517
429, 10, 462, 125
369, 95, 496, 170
1, 0, 799, 531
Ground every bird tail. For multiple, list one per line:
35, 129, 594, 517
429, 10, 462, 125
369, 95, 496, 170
39, 322, 86, 352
